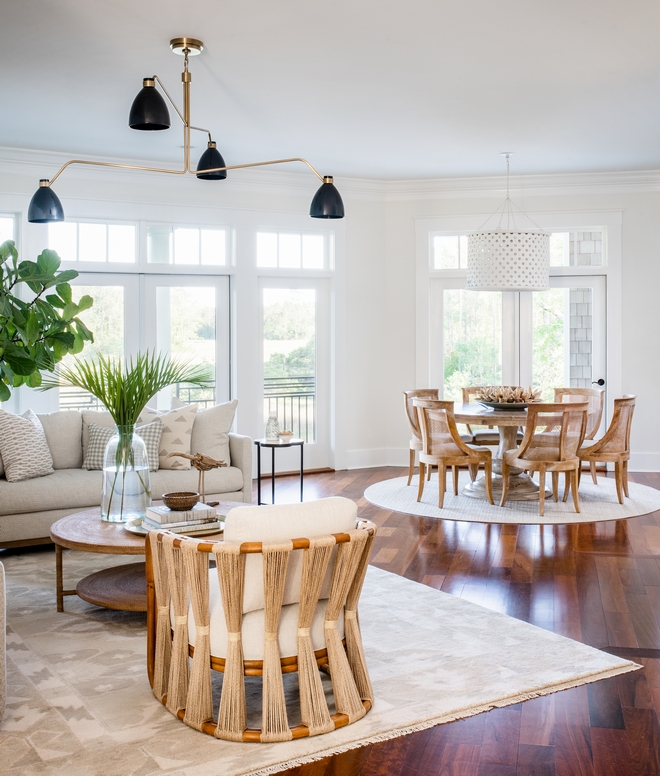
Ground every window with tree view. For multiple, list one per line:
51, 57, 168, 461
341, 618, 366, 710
263, 288, 316, 442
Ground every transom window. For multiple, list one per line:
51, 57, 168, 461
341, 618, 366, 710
147, 224, 227, 266
257, 232, 327, 269
432, 230, 605, 270
48, 221, 136, 263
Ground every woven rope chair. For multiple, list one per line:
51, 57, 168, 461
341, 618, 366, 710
146, 498, 376, 742
577, 395, 636, 504
403, 389, 439, 485
500, 402, 588, 516
414, 398, 493, 508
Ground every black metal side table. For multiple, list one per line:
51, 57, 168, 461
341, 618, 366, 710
254, 437, 304, 505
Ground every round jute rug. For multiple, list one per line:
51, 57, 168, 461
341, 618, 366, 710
363, 471, 660, 525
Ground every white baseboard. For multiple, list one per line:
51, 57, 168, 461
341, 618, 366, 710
344, 448, 410, 470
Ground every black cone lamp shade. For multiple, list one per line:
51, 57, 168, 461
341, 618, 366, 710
196, 142, 227, 179
129, 78, 171, 130
28, 180, 65, 223
310, 176, 344, 219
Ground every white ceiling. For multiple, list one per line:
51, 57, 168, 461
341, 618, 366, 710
3, 0, 660, 180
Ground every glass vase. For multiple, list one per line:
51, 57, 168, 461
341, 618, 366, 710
101, 424, 152, 522
265, 411, 280, 440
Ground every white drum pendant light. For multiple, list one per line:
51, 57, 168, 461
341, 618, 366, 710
467, 154, 549, 291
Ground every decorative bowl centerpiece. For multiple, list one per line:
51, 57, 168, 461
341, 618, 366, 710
475, 386, 541, 411
279, 430, 294, 442
162, 491, 200, 511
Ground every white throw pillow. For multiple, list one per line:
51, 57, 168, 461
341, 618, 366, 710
138, 403, 198, 470
0, 409, 55, 483
83, 420, 163, 472
190, 400, 238, 466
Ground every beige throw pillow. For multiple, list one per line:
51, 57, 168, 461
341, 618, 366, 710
190, 400, 238, 465
36, 410, 83, 469
139, 403, 198, 470
0, 409, 55, 483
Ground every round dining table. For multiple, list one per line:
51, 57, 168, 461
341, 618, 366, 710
453, 402, 547, 501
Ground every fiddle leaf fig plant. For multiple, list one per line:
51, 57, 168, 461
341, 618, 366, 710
0, 239, 94, 401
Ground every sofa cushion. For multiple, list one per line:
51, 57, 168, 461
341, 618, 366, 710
0, 410, 55, 483
0, 469, 103, 515
139, 403, 198, 470
83, 420, 163, 472
224, 497, 358, 615
150, 465, 243, 499
36, 410, 83, 469
81, 410, 115, 460
190, 400, 238, 466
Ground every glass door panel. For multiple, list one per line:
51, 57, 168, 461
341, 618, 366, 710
143, 275, 230, 411
62, 274, 139, 410
443, 289, 502, 400
262, 288, 317, 442
531, 288, 568, 401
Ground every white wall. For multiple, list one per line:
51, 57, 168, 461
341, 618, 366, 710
1, 149, 659, 471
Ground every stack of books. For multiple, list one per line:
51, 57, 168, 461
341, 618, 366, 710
142, 503, 223, 534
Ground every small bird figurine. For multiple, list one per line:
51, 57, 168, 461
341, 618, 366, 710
165, 452, 227, 504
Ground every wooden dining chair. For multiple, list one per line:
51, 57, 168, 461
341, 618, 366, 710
414, 398, 493, 508
403, 389, 439, 485
577, 395, 636, 504
554, 387, 605, 441
500, 401, 588, 516
461, 386, 524, 446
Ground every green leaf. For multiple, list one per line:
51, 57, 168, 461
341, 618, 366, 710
75, 295, 93, 313
69, 332, 84, 355
56, 283, 72, 304
49, 331, 75, 347
0, 240, 17, 265
74, 320, 94, 342
53, 270, 78, 284
62, 302, 79, 320
25, 312, 40, 344
50, 339, 69, 361
26, 370, 42, 388
46, 294, 65, 309
4, 346, 35, 376
34, 343, 55, 371
36, 249, 61, 276
0, 379, 10, 402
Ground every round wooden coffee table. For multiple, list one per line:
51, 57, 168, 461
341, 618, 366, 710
50, 504, 237, 613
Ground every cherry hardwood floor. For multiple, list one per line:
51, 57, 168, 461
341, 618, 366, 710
269, 467, 660, 776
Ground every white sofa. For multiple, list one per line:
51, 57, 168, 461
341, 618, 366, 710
0, 407, 253, 549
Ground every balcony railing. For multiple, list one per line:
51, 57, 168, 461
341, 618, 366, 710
264, 376, 315, 442
59, 384, 216, 412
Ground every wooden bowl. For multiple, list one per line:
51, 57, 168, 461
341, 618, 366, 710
162, 491, 199, 511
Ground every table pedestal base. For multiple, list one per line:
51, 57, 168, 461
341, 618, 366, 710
462, 472, 551, 502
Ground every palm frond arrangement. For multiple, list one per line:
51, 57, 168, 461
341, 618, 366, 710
40, 351, 213, 424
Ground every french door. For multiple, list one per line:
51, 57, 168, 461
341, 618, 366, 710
259, 277, 331, 471
64, 273, 230, 412
430, 275, 607, 429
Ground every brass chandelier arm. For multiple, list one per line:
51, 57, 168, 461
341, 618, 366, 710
48, 158, 189, 186
190, 157, 325, 182
153, 75, 186, 126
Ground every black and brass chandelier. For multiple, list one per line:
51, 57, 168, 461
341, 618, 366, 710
27, 37, 344, 223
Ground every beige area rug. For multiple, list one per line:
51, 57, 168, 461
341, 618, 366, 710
364, 471, 660, 524
1, 549, 639, 776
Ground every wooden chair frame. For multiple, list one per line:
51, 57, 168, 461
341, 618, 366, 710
500, 402, 588, 517
577, 395, 636, 504
414, 398, 493, 508
554, 387, 605, 441
146, 520, 376, 743
403, 389, 439, 485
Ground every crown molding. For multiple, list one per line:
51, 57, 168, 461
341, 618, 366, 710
2, 146, 660, 203
0, 146, 385, 201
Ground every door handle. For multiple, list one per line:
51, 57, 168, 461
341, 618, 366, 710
592, 379, 605, 386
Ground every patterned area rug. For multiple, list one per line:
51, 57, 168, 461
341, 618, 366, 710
1, 549, 638, 775
364, 472, 660, 524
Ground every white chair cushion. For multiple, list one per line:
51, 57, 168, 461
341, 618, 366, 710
224, 498, 358, 614
187, 572, 345, 661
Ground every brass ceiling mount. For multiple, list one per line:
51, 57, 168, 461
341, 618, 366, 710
170, 38, 204, 56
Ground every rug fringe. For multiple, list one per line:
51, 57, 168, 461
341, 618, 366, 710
243, 660, 641, 776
